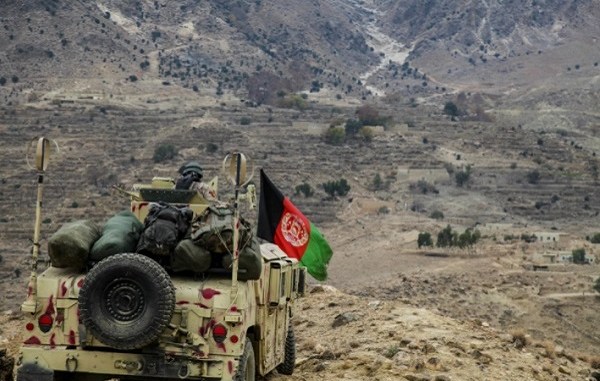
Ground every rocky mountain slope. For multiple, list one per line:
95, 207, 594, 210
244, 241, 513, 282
1, 1, 600, 380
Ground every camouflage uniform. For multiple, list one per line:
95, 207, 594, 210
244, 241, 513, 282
190, 181, 217, 201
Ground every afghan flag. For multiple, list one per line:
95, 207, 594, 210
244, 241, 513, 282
257, 170, 333, 281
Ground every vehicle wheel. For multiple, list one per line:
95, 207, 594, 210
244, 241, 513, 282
79, 253, 175, 350
234, 338, 255, 381
276, 323, 296, 375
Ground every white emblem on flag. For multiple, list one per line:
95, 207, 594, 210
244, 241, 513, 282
280, 212, 309, 247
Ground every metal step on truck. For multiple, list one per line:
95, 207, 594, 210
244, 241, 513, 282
14, 139, 306, 381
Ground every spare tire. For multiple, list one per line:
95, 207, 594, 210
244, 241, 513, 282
79, 253, 175, 350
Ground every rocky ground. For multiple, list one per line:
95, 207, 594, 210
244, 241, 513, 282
2, 286, 600, 381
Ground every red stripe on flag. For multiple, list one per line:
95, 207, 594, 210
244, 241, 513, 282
273, 197, 311, 260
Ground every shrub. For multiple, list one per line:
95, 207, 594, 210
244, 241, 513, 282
455, 166, 472, 187
324, 126, 345, 145
70, 201, 79, 208
205, 142, 219, 153
240, 116, 252, 125
295, 183, 314, 197
153, 143, 178, 163
372, 173, 384, 190
0, 77, 6, 86
11, 75, 19, 83
590, 233, 600, 244
378, 206, 390, 214
278, 94, 308, 110
129, 75, 138, 82
590, 355, 600, 369
418, 232, 433, 248
511, 329, 530, 349
527, 170, 541, 184
520, 233, 537, 243
383, 345, 400, 359
430, 210, 444, 220
322, 178, 350, 198
540, 341, 556, 359
410, 180, 438, 194
437, 225, 456, 248
572, 248, 586, 264
344, 118, 362, 136
443, 101, 459, 117
456, 229, 481, 248
358, 126, 374, 142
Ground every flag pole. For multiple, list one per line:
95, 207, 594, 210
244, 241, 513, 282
22, 138, 52, 313
230, 152, 242, 300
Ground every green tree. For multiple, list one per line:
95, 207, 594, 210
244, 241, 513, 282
372, 173, 383, 190
344, 118, 363, 136
322, 178, 350, 198
430, 210, 444, 220
418, 232, 433, 248
337, 178, 350, 196
444, 101, 459, 117
437, 225, 455, 248
322, 181, 337, 198
572, 248, 586, 264
295, 182, 314, 197
457, 229, 481, 248
153, 143, 178, 163
455, 166, 472, 187
324, 127, 345, 145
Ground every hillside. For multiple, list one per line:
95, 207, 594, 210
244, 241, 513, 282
1, 1, 600, 380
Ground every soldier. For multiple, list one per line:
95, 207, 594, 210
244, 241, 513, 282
176, 161, 217, 201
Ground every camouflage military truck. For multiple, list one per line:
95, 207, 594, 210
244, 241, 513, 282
14, 144, 305, 381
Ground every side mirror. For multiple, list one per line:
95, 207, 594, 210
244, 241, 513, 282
35, 137, 51, 172
222, 152, 254, 187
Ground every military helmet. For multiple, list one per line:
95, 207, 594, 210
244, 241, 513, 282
179, 161, 203, 177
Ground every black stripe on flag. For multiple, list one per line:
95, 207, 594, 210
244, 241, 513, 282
257, 169, 285, 242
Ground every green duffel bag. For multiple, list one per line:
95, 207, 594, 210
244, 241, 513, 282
221, 235, 263, 281
171, 239, 212, 274
90, 211, 144, 262
48, 220, 101, 270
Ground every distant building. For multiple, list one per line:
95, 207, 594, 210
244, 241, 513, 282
533, 250, 595, 264
534, 232, 562, 243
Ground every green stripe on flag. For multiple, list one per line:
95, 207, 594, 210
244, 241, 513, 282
299, 223, 333, 281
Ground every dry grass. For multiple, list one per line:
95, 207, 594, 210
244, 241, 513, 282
510, 329, 530, 349
589, 356, 600, 369
539, 340, 556, 359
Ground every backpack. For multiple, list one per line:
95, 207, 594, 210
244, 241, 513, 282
136, 202, 193, 257
191, 206, 251, 254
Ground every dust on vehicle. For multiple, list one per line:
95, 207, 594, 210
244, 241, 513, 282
14, 141, 306, 381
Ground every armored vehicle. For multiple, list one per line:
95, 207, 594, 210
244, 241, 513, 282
15, 141, 305, 381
